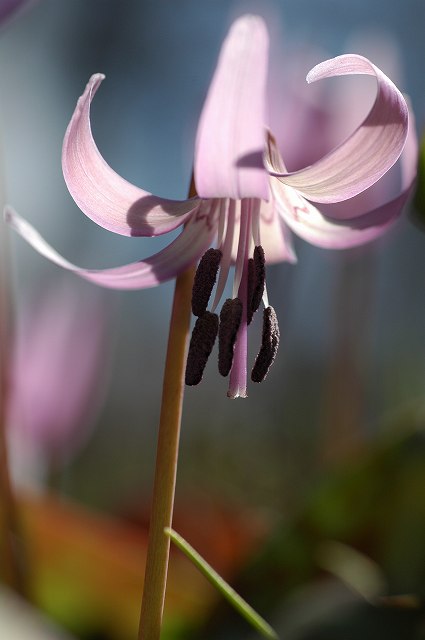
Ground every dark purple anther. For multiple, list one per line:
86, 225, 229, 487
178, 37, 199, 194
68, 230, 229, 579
251, 305, 279, 383
247, 245, 265, 325
191, 248, 222, 317
185, 311, 219, 386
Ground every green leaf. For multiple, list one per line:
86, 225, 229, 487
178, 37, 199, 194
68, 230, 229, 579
165, 527, 279, 640
315, 540, 386, 601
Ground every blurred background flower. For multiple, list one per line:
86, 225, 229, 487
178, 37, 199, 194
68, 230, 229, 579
6, 280, 113, 489
0, 0, 36, 27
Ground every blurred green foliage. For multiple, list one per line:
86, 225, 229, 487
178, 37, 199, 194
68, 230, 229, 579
193, 415, 425, 639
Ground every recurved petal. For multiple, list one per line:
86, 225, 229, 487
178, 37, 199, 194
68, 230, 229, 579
63, 74, 199, 237
266, 54, 409, 204
5, 203, 217, 290
194, 15, 269, 200
271, 177, 411, 249
399, 99, 419, 190
316, 98, 418, 220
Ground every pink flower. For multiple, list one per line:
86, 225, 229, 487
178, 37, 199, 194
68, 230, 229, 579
7, 283, 110, 480
5, 15, 414, 397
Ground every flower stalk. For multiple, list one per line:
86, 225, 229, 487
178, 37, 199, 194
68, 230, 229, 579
138, 181, 196, 639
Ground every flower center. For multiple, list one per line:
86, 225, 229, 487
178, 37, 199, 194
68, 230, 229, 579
185, 198, 280, 397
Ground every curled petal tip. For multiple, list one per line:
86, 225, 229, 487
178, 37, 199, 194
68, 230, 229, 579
62, 74, 197, 237
81, 74, 105, 101
86, 72, 105, 86
305, 66, 318, 85
231, 13, 267, 33
270, 54, 409, 204
91, 72, 106, 83
307, 54, 377, 84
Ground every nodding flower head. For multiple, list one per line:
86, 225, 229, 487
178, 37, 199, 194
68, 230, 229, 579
184, 200, 283, 398
5, 14, 416, 397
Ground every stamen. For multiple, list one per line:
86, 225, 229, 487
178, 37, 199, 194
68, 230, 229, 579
191, 248, 222, 317
247, 245, 265, 324
251, 306, 280, 383
216, 199, 227, 249
218, 298, 243, 376
211, 200, 236, 313
185, 311, 219, 386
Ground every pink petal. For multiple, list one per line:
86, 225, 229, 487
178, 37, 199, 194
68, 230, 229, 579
226, 198, 296, 265
5, 202, 217, 289
194, 15, 269, 200
317, 99, 418, 220
266, 54, 409, 204
399, 98, 419, 190
257, 199, 297, 264
63, 74, 199, 237
271, 177, 412, 249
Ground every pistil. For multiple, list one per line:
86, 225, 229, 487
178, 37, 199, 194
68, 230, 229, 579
218, 298, 243, 376
227, 199, 251, 398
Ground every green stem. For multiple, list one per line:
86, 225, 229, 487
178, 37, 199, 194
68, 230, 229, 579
166, 528, 279, 640
138, 183, 196, 640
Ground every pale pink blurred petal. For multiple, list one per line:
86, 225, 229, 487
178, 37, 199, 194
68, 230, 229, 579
63, 74, 200, 237
0, 0, 36, 26
194, 15, 269, 200
7, 282, 111, 465
267, 44, 338, 171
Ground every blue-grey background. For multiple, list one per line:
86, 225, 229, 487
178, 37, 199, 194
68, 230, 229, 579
1, 0, 425, 512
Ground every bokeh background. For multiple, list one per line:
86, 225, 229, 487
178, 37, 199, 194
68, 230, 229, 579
1, 0, 425, 638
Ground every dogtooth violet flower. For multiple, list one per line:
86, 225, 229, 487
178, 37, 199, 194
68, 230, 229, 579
5, 15, 412, 398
